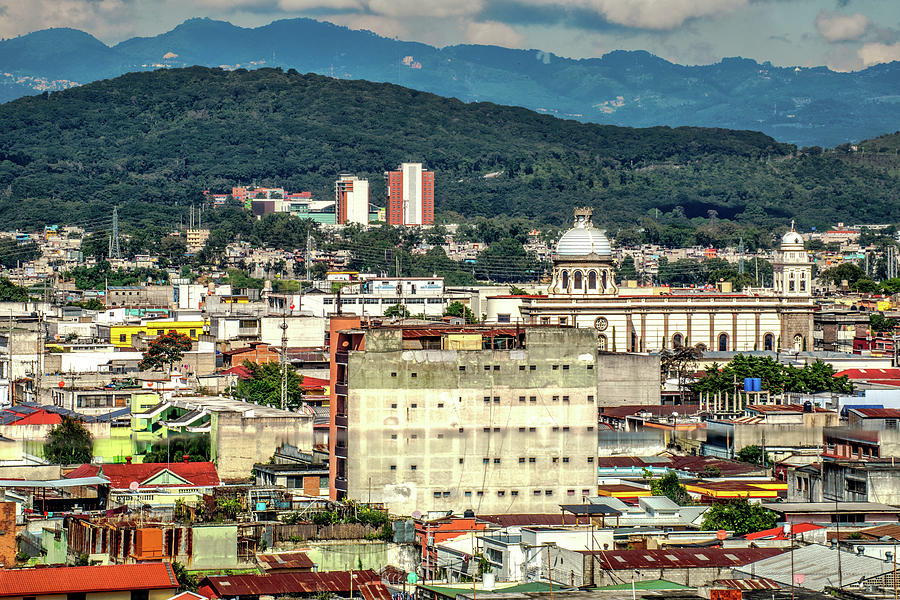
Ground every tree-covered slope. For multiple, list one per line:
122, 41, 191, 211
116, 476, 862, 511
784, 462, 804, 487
0, 66, 895, 232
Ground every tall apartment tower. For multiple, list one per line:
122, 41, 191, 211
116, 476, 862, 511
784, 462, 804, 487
335, 175, 370, 225
386, 163, 434, 226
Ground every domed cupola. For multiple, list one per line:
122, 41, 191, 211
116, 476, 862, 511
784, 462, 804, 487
548, 208, 618, 296
773, 221, 811, 297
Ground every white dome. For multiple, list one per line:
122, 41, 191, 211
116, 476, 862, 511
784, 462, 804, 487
556, 227, 612, 257
781, 231, 803, 247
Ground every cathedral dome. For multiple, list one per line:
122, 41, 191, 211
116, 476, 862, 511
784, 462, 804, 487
556, 227, 612, 257
555, 208, 612, 258
781, 229, 804, 248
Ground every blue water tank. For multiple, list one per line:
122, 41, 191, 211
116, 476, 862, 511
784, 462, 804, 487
753, 378, 762, 392
744, 377, 753, 391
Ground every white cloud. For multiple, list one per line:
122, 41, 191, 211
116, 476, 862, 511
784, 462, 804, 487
517, 0, 747, 31
0, 0, 134, 40
858, 42, 900, 66
465, 20, 524, 47
814, 9, 870, 43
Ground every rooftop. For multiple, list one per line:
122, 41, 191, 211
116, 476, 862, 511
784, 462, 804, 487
0, 563, 177, 597
762, 502, 900, 514
577, 548, 784, 569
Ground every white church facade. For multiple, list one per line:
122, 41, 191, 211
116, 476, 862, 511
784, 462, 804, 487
495, 208, 815, 353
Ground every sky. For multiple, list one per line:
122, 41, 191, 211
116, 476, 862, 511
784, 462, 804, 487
0, 0, 898, 71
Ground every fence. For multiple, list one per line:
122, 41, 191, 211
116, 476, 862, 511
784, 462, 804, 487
272, 522, 379, 542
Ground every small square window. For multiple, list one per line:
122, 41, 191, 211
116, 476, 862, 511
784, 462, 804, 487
519, 396, 526, 402
391, 434, 397, 439
587, 395, 595, 402
563, 457, 570, 463
391, 403, 397, 409
511, 490, 519, 496
390, 465, 396, 470
411, 434, 418, 439
563, 396, 570, 402
465, 491, 472, 497
552, 457, 559, 463
493, 365, 500, 371
459, 427, 465, 433
553, 427, 560, 432
493, 458, 501, 464
493, 396, 500, 403
484, 365, 491, 371
563, 427, 570, 432
483, 427, 491, 432
434, 491, 442, 498
459, 366, 466, 371
529, 427, 536, 432
391, 372, 397, 377
437, 433, 444, 439
437, 403, 444, 408
519, 457, 526, 463
529, 396, 536, 403
588, 457, 595, 463
477, 491, 484, 497
587, 364, 594, 370
582, 489, 590, 495
552, 365, 559, 370
518, 427, 526, 432
530, 365, 536, 371
410, 465, 417, 470
483, 458, 490, 464
443, 491, 450, 498
552, 395, 560, 402
587, 426, 594, 432
563, 365, 570, 371
545, 490, 553, 496
519, 365, 526, 371
411, 372, 417, 378
497, 490, 505, 496
484, 396, 491, 403
533, 490, 542, 496
567, 489, 575, 495
411, 403, 417, 408
493, 427, 500, 432
459, 458, 464, 464
529, 457, 536, 463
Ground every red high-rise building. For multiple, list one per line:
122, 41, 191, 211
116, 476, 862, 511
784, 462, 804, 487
385, 163, 434, 225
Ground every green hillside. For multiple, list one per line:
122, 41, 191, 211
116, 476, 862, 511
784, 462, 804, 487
0, 66, 896, 233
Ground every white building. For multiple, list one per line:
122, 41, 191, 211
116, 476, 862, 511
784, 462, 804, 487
335, 175, 370, 225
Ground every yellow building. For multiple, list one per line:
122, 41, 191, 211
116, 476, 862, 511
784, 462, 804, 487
110, 320, 207, 348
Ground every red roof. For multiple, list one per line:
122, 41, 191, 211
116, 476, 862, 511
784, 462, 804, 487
258, 551, 315, 570
66, 462, 220, 489
0, 563, 178, 597
299, 376, 329, 389
836, 368, 900, 381
64, 464, 101, 479
849, 408, 900, 418
221, 365, 252, 379
579, 548, 784, 569
746, 404, 833, 414
199, 569, 381, 598
167, 593, 207, 600
744, 523, 823, 540
9, 409, 63, 425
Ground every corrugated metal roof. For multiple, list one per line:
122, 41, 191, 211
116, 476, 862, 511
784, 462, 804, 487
0, 563, 177, 596
258, 551, 315, 570
849, 408, 900, 418
201, 569, 381, 596
581, 548, 784, 569
715, 578, 781, 590
733, 544, 894, 591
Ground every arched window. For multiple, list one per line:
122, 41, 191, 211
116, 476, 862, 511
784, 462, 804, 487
793, 334, 804, 352
598, 334, 607, 351
718, 333, 729, 352
789, 272, 795, 292
588, 271, 597, 290
561, 271, 569, 290
601, 271, 608, 290
800, 274, 806, 291
764, 333, 774, 351
574, 271, 583, 290
673, 333, 684, 348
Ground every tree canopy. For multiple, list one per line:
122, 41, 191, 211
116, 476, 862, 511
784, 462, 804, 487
139, 332, 193, 372
143, 434, 211, 463
44, 416, 93, 464
693, 355, 853, 395
700, 498, 777, 536
235, 360, 305, 410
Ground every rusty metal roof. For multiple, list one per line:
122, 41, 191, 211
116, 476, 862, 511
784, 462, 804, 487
257, 551, 315, 571
580, 548, 785, 569
200, 569, 381, 596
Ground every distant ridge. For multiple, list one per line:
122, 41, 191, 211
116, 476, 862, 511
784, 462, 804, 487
0, 17, 898, 147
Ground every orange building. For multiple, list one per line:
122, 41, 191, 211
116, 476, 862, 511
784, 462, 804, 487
386, 162, 434, 225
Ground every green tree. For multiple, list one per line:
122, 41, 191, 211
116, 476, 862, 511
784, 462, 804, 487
384, 304, 410, 319
139, 332, 193, 372
870, 313, 898, 333
646, 470, 693, 506
818, 263, 866, 286
172, 562, 199, 592
235, 361, 305, 410
143, 434, 211, 463
44, 416, 93, 464
736, 445, 771, 467
509, 285, 528, 295
700, 498, 777, 536
616, 256, 639, 283
0, 277, 29, 301
693, 355, 853, 395
444, 301, 477, 323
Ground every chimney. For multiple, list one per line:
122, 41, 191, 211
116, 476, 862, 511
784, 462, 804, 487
183, 454, 190, 463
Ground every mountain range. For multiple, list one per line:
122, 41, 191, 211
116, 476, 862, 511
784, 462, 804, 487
1, 17, 898, 148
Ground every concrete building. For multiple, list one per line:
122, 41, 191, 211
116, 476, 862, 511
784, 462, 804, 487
510, 209, 815, 354
335, 175, 370, 225
328, 318, 599, 515
386, 162, 434, 226
105, 285, 172, 308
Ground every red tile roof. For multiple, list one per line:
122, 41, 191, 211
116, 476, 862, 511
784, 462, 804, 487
580, 548, 784, 569
199, 569, 381, 598
0, 563, 178, 597
744, 523, 823, 540
836, 368, 900, 381
299, 376, 330, 388
221, 365, 252, 379
66, 462, 220, 489
9, 409, 63, 425
167, 592, 208, 600
64, 464, 101, 479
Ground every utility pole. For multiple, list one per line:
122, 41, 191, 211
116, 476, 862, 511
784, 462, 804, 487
108, 206, 121, 259
280, 311, 289, 411
738, 238, 745, 274
305, 233, 312, 282
34, 311, 43, 404
7, 314, 12, 405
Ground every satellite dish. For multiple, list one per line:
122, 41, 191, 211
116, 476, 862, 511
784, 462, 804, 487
129, 481, 139, 491
407, 573, 418, 585
411, 510, 422, 519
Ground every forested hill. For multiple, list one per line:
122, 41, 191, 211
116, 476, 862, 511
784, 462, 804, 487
0, 66, 895, 232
